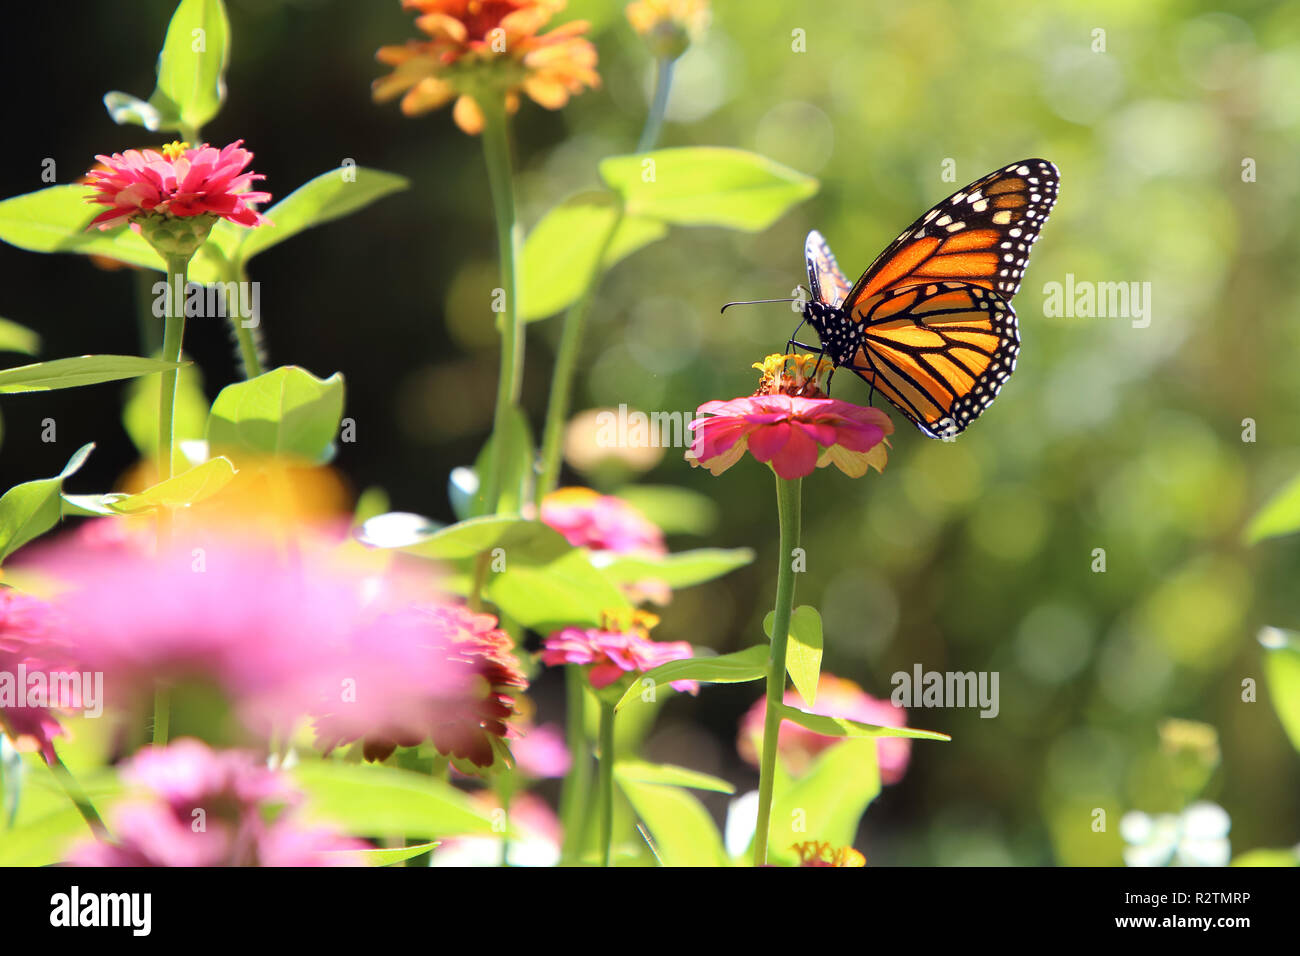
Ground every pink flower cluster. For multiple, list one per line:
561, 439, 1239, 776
85, 140, 270, 230
68, 740, 368, 867
738, 674, 912, 783
542, 626, 697, 694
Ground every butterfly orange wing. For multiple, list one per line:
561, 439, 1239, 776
839, 159, 1059, 437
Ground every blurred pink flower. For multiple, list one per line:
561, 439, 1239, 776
688, 394, 891, 480
433, 790, 562, 867
512, 721, 571, 778
542, 615, 697, 694
68, 739, 367, 867
84, 140, 270, 231
28, 535, 378, 730
540, 487, 671, 605
313, 603, 529, 771
738, 675, 912, 783
0, 589, 75, 764
541, 487, 665, 554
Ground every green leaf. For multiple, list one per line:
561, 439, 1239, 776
1246, 473, 1300, 543
122, 357, 208, 459
0, 443, 94, 564
102, 91, 169, 131
471, 407, 534, 516
236, 167, 409, 264
0, 355, 184, 394
108, 457, 236, 514
292, 761, 499, 838
1260, 627, 1300, 753
60, 494, 131, 518
616, 777, 729, 866
327, 841, 440, 867
774, 702, 951, 741
594, 547, 754, 589
206, 365, 344, 464
615, 644, 768, 711
519, 191, 668, 321
0, 186, 165, 270
0, 317, 40, 355
0, 806, 93, 866
149, 0, 231, 134
763, 605, 823, 707
1231, 847, 1300, 867
384, 515, 570, 563
484, 547, 629, 632
599, 148, 818, 232
615, 760, 735, 794
767, 738, 880, 862
611, 484, 718, 535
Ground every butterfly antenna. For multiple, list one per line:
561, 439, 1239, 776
720, 296, 800, 314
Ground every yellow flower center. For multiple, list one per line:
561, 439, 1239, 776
600, 608, 660, 637
161, 141, 191, 161
752, 353, 829, 397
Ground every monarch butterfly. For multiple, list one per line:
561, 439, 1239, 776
795, 159, 1059, 439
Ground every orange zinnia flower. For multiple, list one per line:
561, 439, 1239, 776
373, 0, 599, 135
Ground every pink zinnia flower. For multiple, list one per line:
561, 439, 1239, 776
687, 353, 893, 480
84, 140, 270, 231
688, 394, 892, 480
67, 739, 368, 867
542, 612, 697, 693
541, 487, 665, 555
22, 529, 448, 738
0, 589, 68, 764
313, 603, 529, 770
541, 486, 671, 605
737, 674, 912, 783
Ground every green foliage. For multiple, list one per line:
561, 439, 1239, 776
1246, 473, 1300, 543
595, 547, 754, 588
0, 443, 94, 564
599, 147, 818, 231
206, 365, 344, 464
614, 644, 768, 711
471, 407, 534, 516
105, 0, 230, 136
615, 774, 730, 866
0, 355, 185, 393
520, 192, 667, 320
765, 739, 881, 863
1260, 628, 1300, 753
484, 547, 629, 631
0, 317, 40, 355
292, 760, 500, 838
122, 358, 209, 458
610, 484, 719, 535
0, 186, 166, 269
614, 760, 735, 793
764, 605, 823, 707
774, 702, 951, 742
230, 166, 410, 264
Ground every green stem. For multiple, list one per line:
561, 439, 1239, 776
753, 473, 802, 866
49, 754, 106, 837
558, 667, 593, 863
156, 253, 191, 543
637, 56, 676, 154
597, 699, 616, 867
535, 212, 621, 503
478, 97, 523, 516
152, 686, 170, 747
229, 263, 265, 379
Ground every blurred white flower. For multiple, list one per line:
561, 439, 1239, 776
1120, 801, 1231, 867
